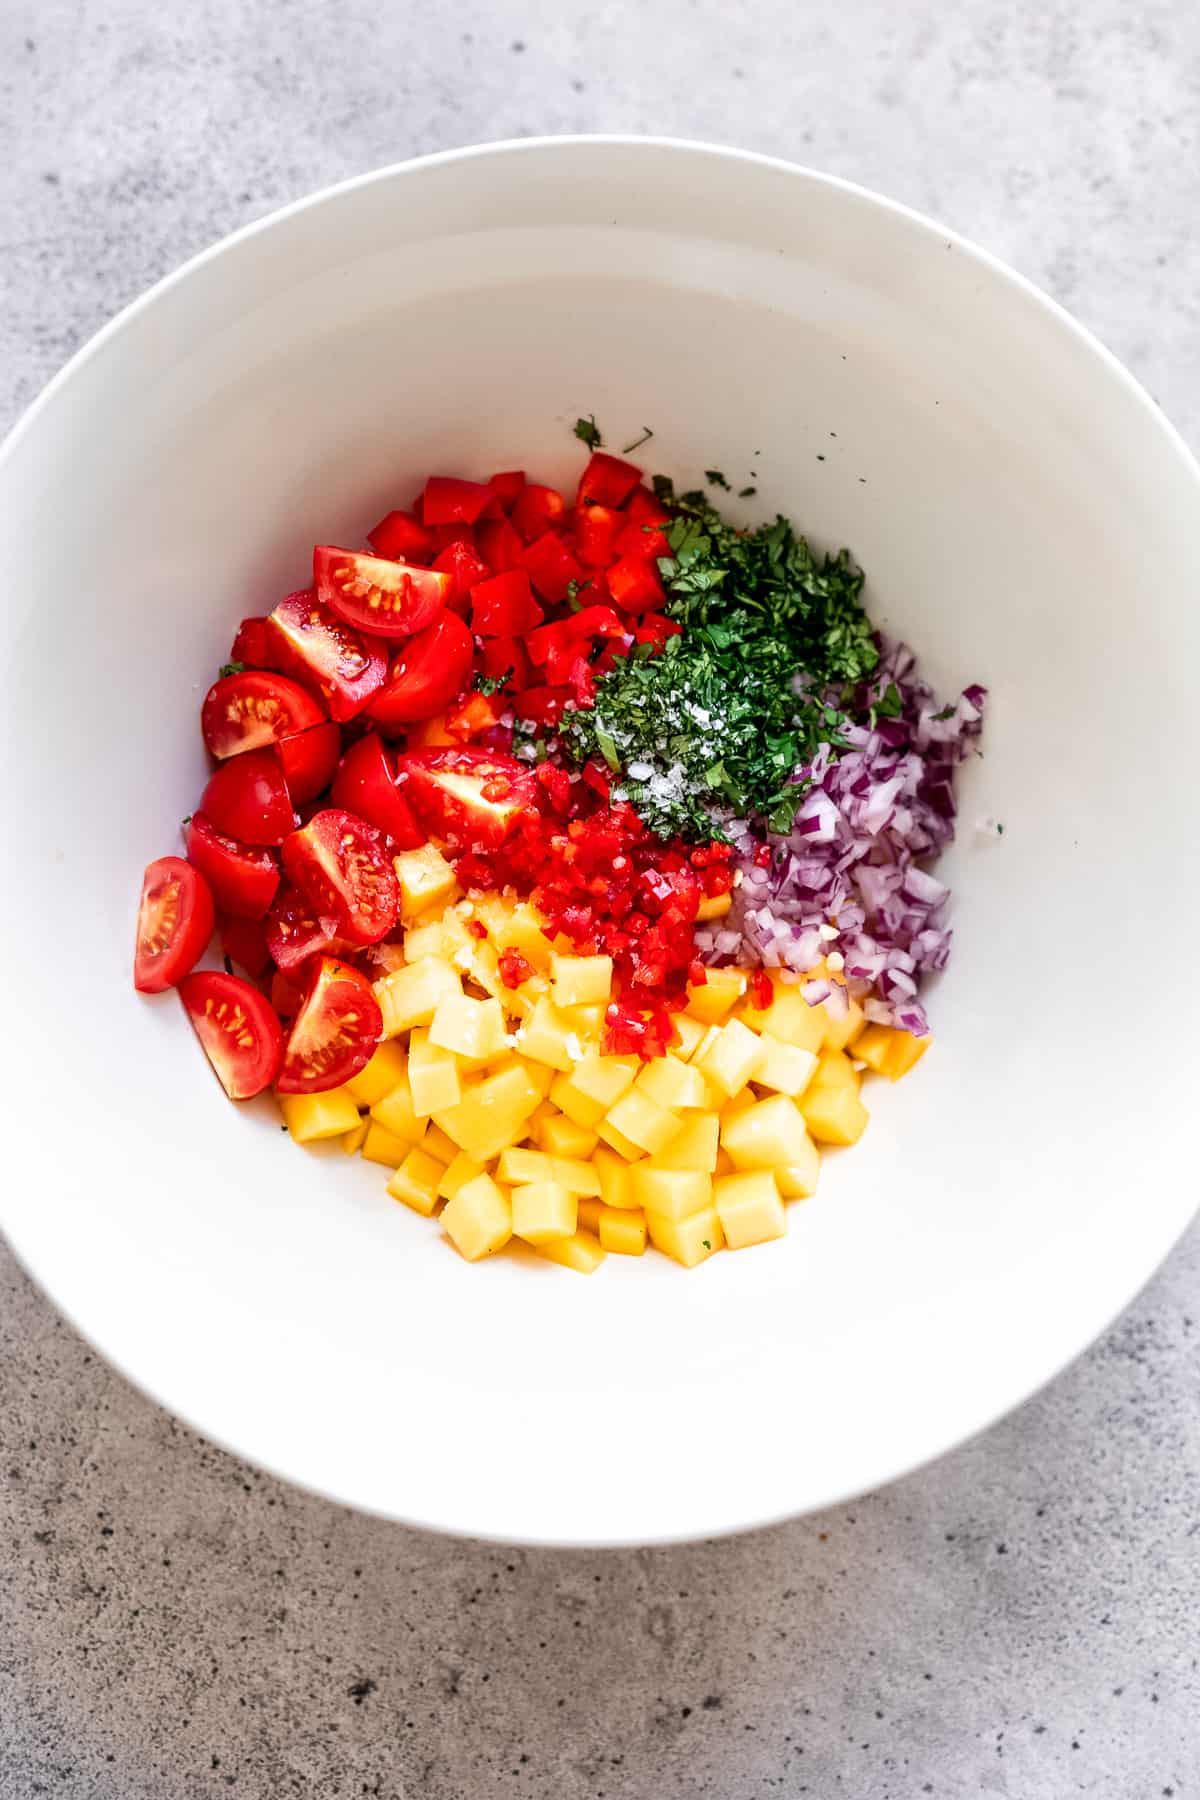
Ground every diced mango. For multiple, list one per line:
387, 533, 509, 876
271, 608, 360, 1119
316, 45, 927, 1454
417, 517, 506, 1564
739, 981, 827, 1053
800, 1083, 869, 1146
594, 1117, 646, 1161
279, 1087, 361, 1144
714, 1170, 787, 1249
810, 1049, 861, 1094
435, 1063, 543, 1160
695, 1017, 764, 1098
630, 1165, 712, 1222
393, 843, 457, 917
343, 1039, 409, 1108
634, 1056, 708, 1111
511, 1181, 577, 1245
423, 1122, 458, 1165
342, 1116, 369, 1154
471, 894, 554, 969
441, 1173, 512, 1261
532, 1112, 599, 1160
776, 1134, 821, 1199
386, 1145, 447, 1216
437, 1149, 486, 1200
855, 1024, 931, 1080
886, 1029, 932, 1079
577, 1195, 604, 1234
646, 1113, 720, 1173
753, 1038, 818, 1098
550, 953, 613, 1009
534, 1230, 606, 1273
551, 1054, 638, 1127
406, 1028, 463, 1117
370, 1076, 426, 1144
715, 1147, 735, 1175
517, 995, 591, 1073
429, 991, 508, 1064
669, 1014, 708, 1061
719, 1086, 757, 1124
821, 990, 865, 1052
605, 1089, 683, 1156
402, 918, 451, 962
563, 1002, 606, 1041
361, 1119, 416, 1168
374, 957, 461, 1036
463, 938, 503, 999
695, 891, 732, 922
685, 967, 747, 1023
598, 1207, 647, 1255
646, 1206, 724, 1268
593, 1144, 636, 1209
721, 1094, 813, 1170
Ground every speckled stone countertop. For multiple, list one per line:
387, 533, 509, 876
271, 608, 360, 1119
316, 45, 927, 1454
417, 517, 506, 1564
3, 4, 1199, 1795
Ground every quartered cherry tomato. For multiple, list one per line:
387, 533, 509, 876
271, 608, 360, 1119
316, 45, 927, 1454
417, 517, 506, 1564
313, 546, 450, 640
201, 671, 325, 760
366, 611, 474, 734
277, 720, 341, 805
185, 814, 281, 919
330, 734, 426, 847
266, 589, 388, 722
133, 856, 215, 992
393, 747, 540, 851
199, 746, 296, 846
281, 808, 399, 945
179, 970, 284, 1100
276, 956, 383, 1095
265, 883, 339, 972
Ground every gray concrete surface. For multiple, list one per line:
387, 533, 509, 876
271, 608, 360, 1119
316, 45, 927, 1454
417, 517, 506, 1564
3, 2, 1199, 1794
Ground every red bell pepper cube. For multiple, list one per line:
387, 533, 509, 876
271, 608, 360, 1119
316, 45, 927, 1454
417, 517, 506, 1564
615, 518, 670, 562
522, 531, 583, 605
569, 604, 626, 640
625, 485, 672, 527
526, 619, 576, 668
429, 521, 475, 550
593, 641, 629, 676
608, 556, 665, 614
511, 483, 566, 542
477, 516, 526, 574
470, 568, 544, 637
512, 685, 572, 727
422, 476, 494, 525
576, 451, 643, 509
479, 634, 532, 691
575, 503, 623, 567
487, 470, 526, 509
433, 539, 491, 612
367, 508, 435, 563
632, 613, 683, 651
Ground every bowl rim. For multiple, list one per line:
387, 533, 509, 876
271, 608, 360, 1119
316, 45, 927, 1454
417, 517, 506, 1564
4, 135, 1199, 1544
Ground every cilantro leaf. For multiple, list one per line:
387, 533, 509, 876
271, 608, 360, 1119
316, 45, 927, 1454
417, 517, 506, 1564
219, 661, 247, 678
473, 670, 510, 696
622, 426, 654, 454
573, 415, 603, 450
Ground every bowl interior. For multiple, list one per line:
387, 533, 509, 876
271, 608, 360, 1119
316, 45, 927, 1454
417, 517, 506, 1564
3, 141, 1198, 1543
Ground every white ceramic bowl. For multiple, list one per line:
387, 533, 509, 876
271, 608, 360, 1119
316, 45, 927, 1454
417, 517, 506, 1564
3, 138, 1198, 1545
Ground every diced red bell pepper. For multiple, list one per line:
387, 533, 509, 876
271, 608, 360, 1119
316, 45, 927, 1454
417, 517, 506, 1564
616, 518, 670, 561
608, 555, 666, 614
511, 483, 566, 542
446, 693, 504, 740
421, 476, 494, 525
632, 613, 683, 651
432, 538, 491, 613
478, 634, 532, 692
487, 470, 526, 509
477, 516, 526, 574
470, 568, 544, 637
513, 685, 572, 727
367, 508, 435, 562
576, 451, 643, 509
625, 485, 672, 527
522, 531, 583, 605
569, 603, 626, 641
568, 656, 595, 707
527, 618, 576, 668
574, 504, 623, 568
593, 642, 628, 676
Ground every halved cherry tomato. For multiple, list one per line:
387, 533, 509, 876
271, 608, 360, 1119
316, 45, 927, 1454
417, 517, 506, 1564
522, 530, 583, 605
574, 503, 623, 567
470, 568, 543, 637
282, 809, 399, 945
476, 517, 525, 574
230, 617, 273, 668
276, 956, 383, 1094
185, 814, 281, 919
266, 589, 389, 722
367, 508, 434, 562
394, 747, 540, 851
511, 483, 565, 542
487, 470, 526, 509
330, 734, 426, 847
200, 747, 295, 846
133, 856, 215, 992
265, 883, 339, 972
366, 611, 474, 735
179, 970, 284, 1100
277, 720, 341, 805
432, 539, 491, 614
220, 914, 272, 979
201, 670, 325, 760
607, 555, 666, 613
576, 450, 643, 508
313, 546, 450, 641
421, 476, 494, 525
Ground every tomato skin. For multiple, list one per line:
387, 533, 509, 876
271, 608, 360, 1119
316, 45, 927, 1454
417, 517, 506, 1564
576, 450, 643, 508
265, 882, 339, 972
230, 617, 274, 667
477, 516, 526, 574
367, 508, 434, 562
134, 856, 215, 992
366, 611, 474, 734
179, 970, 284, 1100
421, 476, 493, 526
201, 671, 325, 760
281, 809, 399, 945
185, 814, 280, 919
200, 746, 296, 846
330, 734, 426, 847
314, 546, 450, 640
487, 470, 526, 509
219, 914, 272, 979
266, 589, 389, 722
276, 956, 383, 1095
470, 568, 543, 637
277, 720, 341, 805
394, 747, 540, 851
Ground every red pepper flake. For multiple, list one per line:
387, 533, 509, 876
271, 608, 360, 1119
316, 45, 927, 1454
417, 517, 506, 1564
498, 948, 534, 989
751, 968, 773, 1010
466, 918, 488, 940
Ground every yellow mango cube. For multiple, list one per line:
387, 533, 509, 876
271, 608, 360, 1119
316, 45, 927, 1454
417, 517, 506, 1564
594, 1118, 647, 1161
342, 1116, 369, 1154
516, 995, 587, 1072
695, 1017, 764, 1099
576, 1195, 603, 1234
821, 990, 866, 1052
715, 1148, 735, 1175
497, 1145, 555, 1185
386, 1145, 448, 1217
361, 1119, 416, 1168
402, 918, 450, 962
852, 1022, 893, 1074
605, 1089, 683, 1156
550, 953, 613, 1009
422, 1122, 458, 1165
393, 843, 457, 917
593, 1144, 636, 1209
512, 1181, 577, 1245
811, 1049, 861, 1094
646, 1206, 724, 1268
463, 938, 503, 1000
686, 967, 747, 1023
343, 1039, 409, 1108
429, 991, 508, 1064
563, 1002, 606, 1041
630, 1165, 712, 1222
279, 1087, 360, 1144
533, 1111, 598, 1160
406, 1029, 462, 1117
598, 1207, 647, 1255
435, 1063, 544, 1160
739, 981, 827, 1054
534, 1229, 606, 1273
370, 1076, 426, 1144
776, 1134, 821, 1199
800, 1084, 870, 1146
441, 1173, 512, 1261
647, 1113, 720, 1174
886, 1029, 932, 1079
714, 1170, 787, 1249
669, 1013, 708, 1060
472, 894, 554, 969
634, 1056, 708, 1111
551, 1054, 638, 1127
374, 957, 460, 1037
695, 891, 732, 922
721, 1094, 813, 1170
753, 1038, 818, 1098
437, 1149, 486, 1201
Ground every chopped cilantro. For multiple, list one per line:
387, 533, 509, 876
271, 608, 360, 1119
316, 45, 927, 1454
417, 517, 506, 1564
932, 703, 957, 721
702, 1239, 712, 1249
738, 486, 757, 498
219, 661, 247, 678
182, 814, 192, 825
473, 670, 510, 696
622, 426, 654, 454
705, 469, 731, 490
573, 414, 603, 450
